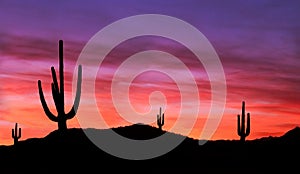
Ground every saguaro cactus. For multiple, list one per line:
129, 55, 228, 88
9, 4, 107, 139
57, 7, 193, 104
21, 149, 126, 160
157, 107, 164, 130
38, 40, 82, 132
12, 123, 21, 146
237, 101, 250, 142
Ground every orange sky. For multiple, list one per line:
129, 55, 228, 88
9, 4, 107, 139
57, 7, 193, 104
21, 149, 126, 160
0, 38, 299, 145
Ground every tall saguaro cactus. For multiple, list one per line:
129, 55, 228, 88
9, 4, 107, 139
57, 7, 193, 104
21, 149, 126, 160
12, 123, 21, 146
38, 40, 82, 132
157, 107, 164, 130
237, 101, 250, 142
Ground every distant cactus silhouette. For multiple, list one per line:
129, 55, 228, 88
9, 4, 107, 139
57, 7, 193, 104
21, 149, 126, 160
38, 40, 82, 132
12, 123, 21, 146
157, 107, 164, 130
237, 101, 250, 142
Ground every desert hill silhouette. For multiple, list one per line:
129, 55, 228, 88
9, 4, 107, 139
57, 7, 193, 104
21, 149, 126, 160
278, 126, 300, 142
0, 124, 299, 173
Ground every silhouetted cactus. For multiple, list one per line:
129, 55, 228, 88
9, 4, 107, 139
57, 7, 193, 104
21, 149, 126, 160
157, 107, 164, 130
237, 101, 250, 142
12, 123, 21, 146
38, 40, 82, 132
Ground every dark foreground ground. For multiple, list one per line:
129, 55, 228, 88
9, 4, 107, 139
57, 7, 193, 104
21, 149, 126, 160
1, 124, 299, 173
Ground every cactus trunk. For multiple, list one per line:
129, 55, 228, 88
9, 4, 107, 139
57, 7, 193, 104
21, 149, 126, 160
58, 116, 67, 131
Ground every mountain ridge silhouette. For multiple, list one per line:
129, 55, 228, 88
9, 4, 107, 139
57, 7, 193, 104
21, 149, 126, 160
11, 124, 300, 145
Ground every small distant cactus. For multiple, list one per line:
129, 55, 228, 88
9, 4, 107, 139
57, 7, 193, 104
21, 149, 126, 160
157, 107, 164, 130
237, 101, 250, 142
12, 123, 21, 146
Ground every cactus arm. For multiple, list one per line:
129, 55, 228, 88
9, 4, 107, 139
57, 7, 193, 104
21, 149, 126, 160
237, 114, 241, 136
66, 65, 82, 119
38, 80, 58, 122
51, 67, 61, 112
51, 67, 59, 93
246, 113, 250, 136
162, 113, 164, 125
51, 83, 61, 112
18, 128, 21, 139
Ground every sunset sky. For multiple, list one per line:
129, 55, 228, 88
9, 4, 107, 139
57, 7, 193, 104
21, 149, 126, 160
0, 0, 299, 145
